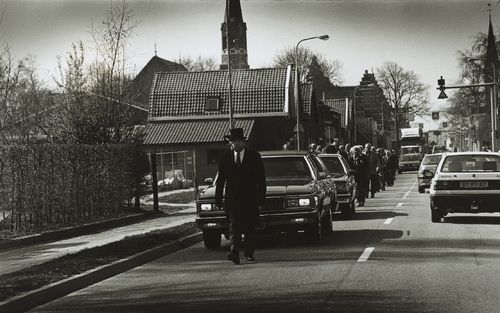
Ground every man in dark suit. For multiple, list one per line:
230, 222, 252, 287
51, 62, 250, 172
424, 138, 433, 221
215, 128, 266, 265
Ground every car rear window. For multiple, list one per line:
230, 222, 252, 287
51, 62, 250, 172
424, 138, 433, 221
422, 155, 442, 165
319, 156, 345, 174
441, 155, 500, 172
263, 157, 312, 179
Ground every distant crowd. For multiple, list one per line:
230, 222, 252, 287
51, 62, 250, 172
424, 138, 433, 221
283, 138, 400, 207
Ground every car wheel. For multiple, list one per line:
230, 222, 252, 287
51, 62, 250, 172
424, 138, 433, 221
340, 203, 354, 220
203, 230, 221, 249
305, 215, 322, 241
418, 186, 425, 193
350, 200, 356, 216
430, 203, 442, 223
321, 208, 334, 235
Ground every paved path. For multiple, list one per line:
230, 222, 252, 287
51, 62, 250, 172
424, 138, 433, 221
0, 207, 196, 276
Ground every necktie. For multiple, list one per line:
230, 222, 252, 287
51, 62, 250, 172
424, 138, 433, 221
236, 152, 241, 167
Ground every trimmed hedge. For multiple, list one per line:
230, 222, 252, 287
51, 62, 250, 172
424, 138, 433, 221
0, 144, 143, 236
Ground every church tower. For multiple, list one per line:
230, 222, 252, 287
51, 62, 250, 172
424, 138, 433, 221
220, 0, 249, 70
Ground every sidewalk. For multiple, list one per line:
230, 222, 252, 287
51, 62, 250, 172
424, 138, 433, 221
0, 188, 201, 276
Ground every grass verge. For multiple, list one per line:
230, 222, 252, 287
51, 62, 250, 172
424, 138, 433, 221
157, 190, 195, 203
0, 222, 200, 302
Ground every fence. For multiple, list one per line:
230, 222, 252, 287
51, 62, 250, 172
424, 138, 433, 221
0, 144, 144, 236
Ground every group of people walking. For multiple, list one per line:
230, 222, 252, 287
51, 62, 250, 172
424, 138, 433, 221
305, 140, 399, 207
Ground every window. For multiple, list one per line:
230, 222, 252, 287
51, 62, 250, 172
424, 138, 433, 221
441, 155, 500, 172
263, 157, 312, 179
205, 97, 221, 111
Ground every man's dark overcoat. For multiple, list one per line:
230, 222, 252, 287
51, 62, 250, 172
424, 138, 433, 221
215, 149, 266, 227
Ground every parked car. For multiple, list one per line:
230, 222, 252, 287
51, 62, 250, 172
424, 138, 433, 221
417, 153, 443, 193
317, 154, 357, 219
398, 153, 422, 173
429, 152, 500, 222
196, 151, 337, 249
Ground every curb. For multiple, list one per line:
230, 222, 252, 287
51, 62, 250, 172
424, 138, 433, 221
0, 231, 203, 313
0, 211, 160, 251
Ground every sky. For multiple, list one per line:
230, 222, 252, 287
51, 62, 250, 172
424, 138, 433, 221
1, 0, 498, 129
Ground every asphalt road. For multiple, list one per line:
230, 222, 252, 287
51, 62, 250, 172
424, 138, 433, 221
30, 173, 500, 313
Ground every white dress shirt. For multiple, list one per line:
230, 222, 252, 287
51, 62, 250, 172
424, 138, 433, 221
234, 148, 245, 164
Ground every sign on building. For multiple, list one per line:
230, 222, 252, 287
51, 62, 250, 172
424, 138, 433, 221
432, 112, 440, 120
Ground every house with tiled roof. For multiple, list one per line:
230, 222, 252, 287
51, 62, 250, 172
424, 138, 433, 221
324, 98, 351, 144
327, 71, 396, 148
144, 66, 325, 180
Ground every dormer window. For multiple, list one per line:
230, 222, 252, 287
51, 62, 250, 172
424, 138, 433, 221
205, 96, 221, 111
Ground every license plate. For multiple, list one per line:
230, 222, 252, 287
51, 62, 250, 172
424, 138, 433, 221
459, 181, 488, 188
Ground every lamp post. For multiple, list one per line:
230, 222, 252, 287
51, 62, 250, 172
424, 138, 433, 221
294, 34, 329, 151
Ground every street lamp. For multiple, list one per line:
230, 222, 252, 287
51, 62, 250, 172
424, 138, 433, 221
294, 34, 329, 150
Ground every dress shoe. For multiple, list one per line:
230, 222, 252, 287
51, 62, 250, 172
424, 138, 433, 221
245, 256, 255, 262
371, 194, 375, 198
227, 253, 240, 265
358, 202, 364, 207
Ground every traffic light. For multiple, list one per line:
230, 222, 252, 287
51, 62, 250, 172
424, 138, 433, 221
437, 76, 448, 99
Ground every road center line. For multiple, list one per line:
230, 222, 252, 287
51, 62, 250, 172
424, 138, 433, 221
357, 247, 375, 262
384, 217, 394, 224
402, 190, 411, 200
401, 182, 417, 200
396, 202, 403, 207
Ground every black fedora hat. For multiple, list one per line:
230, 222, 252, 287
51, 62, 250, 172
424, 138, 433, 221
225, 128, 246, 141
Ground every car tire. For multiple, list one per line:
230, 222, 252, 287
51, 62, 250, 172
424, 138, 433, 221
430, 202, 442, 223
418, 186, 425, 193
350, 200, 356, 216
340, 203, 354, 220
305, 216, 322, 242
321, 208, 334, 235
203, 230, 221, 249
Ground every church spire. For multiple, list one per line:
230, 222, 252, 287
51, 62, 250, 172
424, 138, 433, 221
484, 4, 498, 84
220, 0, 249, 70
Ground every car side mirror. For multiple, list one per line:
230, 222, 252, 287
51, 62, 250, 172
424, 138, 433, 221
204, 177, 214, 185
422, 170, 434, 177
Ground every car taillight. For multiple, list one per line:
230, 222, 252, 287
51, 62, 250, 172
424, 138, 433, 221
434, 181, 449, 190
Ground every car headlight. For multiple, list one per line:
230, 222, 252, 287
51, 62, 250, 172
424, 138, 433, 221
287, 198, 312, 207
299, 198, 310, 206
336, 181, 348, 193
200, 203, 214, 211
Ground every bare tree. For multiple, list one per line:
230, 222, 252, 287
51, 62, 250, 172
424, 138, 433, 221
444, 32, 493, 148
376, 61, 430, 147
180, 55, 218, 72
54, 0, 139, 144
273, 46, 343, 85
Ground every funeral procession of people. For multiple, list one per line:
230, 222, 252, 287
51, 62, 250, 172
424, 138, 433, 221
4, 1, 500, 312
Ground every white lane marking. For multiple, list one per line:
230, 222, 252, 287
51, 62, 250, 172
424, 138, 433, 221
384, 217, 394, 224
357, 247, 375, 262
396, 202, 403, 207
401, 182, 417, 200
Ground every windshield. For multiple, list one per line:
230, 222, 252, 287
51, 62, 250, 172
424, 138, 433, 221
263, 157, 313, 179
441, 154, 500, 172
401, 146, 420, 154
401, 154, 420, 161
422, 155, 442, 165
319, 156, 345, 174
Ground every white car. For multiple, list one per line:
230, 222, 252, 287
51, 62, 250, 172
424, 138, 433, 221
429, 152, 500, 222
